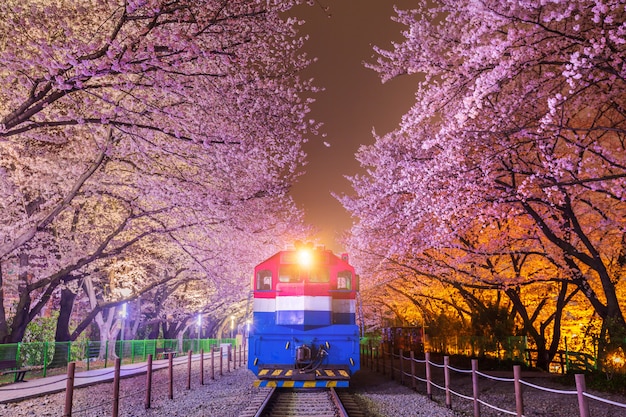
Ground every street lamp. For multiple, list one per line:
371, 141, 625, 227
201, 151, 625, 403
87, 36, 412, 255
197, 314, 202, 349
120, 303, 127, 341
245, 319, 251, 348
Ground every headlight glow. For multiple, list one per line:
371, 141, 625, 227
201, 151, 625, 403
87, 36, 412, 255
297, 249, 313, 268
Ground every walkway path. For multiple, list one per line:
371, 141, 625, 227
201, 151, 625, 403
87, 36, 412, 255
0, 353, 204, 404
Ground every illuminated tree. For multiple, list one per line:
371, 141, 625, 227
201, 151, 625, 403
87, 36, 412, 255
344, 0, 626, 359
0, 0, 312, 343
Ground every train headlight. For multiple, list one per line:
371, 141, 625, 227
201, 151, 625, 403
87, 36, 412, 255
297, 248, 313, 268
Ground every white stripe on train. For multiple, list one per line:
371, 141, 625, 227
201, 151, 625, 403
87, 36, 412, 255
254, 297, 355, 313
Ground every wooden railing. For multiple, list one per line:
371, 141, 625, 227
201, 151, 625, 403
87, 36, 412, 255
360, 343, 626, 417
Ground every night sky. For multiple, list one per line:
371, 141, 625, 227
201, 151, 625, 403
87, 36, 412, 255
288, 1, 418, 253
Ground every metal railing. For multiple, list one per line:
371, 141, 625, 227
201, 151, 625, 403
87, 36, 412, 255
0, 338, 237, 384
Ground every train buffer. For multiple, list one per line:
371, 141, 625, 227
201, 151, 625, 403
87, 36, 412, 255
254, 366, 351, 388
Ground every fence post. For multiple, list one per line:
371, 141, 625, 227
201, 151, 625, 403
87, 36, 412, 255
168, 352, 174, 400
383, 343, 387, 376
373, 345, 377, 373
112, 357, 121, 417
145, 354, 153, 409
220, 345, 224, 376
444, 356, 451, 409
390, 345, 395, 381
211, 346, 215, 379
187, 350, 192, 390
63, 362, 75, 417
425, 351, 432, 400
361, 342, 365, 368
200, 349, 205, 385
400, 349, 405, 385
575, 374, 590, 417
410, 351, 417, 390
471, 359, 480, 417
513, 365, 523, 417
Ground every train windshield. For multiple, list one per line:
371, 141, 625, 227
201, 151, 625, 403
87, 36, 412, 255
279, 265, 301, 282
278, 265, 330, 283
308, 266, 330, 282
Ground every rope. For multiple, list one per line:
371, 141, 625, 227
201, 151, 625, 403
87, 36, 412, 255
74, 368, 116, 379
448, 387, 473, 401
475, 371, 515, 382
120, 364, 148, 372
430, 380, 445, 391
583, 392, 626, 408
429, 361, 445, 368
378, 354, 626, 414
519, 379, 578, 395
72, 398, 111, 414
476, 398, 519, 415
448, 365, 473, 374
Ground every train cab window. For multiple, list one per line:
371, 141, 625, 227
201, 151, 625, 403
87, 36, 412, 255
337, 271, 352, 290
256, 270, 273, 290
278, 265, 302, 283
308, 267, 330, 283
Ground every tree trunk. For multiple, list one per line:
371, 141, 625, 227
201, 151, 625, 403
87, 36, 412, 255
49, 288, 77, 368
7, 254, 32, 343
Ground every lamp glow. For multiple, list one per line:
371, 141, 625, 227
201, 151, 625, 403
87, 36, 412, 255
297, 249, 313, 267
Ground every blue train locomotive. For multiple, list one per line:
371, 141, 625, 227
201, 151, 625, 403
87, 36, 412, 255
247, 243, 360, 387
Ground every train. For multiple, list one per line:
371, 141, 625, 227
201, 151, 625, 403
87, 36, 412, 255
247, 243, 360, 388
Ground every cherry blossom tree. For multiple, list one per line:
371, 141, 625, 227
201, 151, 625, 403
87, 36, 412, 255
343, 0, 626, 359
0, 0, 313, 343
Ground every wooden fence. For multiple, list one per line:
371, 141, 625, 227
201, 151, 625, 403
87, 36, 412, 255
361, 343, 626, 417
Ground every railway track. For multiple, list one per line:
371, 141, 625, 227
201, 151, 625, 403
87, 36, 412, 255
240, 386, 366, 417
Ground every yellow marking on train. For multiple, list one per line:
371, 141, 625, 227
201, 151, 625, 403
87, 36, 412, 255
282, 381, 295, 387
258, 369, 269, 376
285, 370, 293, 376
339, 370, 349, 377
327, 381, 338, 387
272, 369, 283, 376
324, 370, 335, 376
303, 381, 317, 388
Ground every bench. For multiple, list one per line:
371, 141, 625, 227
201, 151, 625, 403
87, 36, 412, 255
0, 359, 29, 382
155, 348, 177, 360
